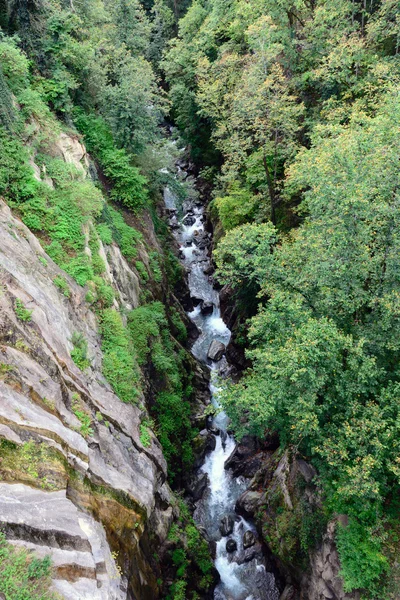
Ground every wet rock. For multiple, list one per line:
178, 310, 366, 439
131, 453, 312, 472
183, 214, 196, 226
192, 430, 216, 467
203, 264, 214, 275
191, 296, 203, 306
226, 340, 250, 371
226, 539, 237, 553
235, 541, 263, 565
243, 530, 256, 549
201, 301, 214, 316
220, 515, 234, 537
191, 473, 209, 502
225, 436, 266, 477
207, 340, 226, 362
279, 585, 296, 600
236, 490, 263, 517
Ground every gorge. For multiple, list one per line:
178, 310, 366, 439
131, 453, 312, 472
1, 0, 400, 599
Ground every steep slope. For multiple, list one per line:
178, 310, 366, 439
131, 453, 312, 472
0, 124, 214, 599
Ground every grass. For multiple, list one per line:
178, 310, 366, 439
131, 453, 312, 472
0, 532, 58, 600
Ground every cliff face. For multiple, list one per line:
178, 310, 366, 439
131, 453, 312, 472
0, 133, 179, 599
232, 443, 360, 600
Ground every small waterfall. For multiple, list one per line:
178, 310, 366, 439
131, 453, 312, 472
164, 178, 279, 600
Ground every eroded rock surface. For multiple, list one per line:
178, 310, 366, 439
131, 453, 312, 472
0, 185, 173, 598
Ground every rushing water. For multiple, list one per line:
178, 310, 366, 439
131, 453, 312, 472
164, 183, 279, 600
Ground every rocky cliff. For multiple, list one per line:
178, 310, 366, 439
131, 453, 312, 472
0, 131, 208, 599
230, 442, 360, 600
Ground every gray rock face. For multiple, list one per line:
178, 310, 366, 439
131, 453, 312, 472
207, 340, 226, 362
243, 530, 256, 549
302, 521, 360, 600
0, 483, 123, 599
236, 490, 263, 517
0, 193, 174, 599
191, 473, 209, 502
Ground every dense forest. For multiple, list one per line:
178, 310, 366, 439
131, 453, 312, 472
0, 0, 400, 598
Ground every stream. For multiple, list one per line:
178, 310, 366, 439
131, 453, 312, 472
164, 181, 280, 600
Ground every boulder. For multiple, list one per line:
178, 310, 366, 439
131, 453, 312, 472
203, 264, 214, 275
201, 301, 214, 316
220, 515, 234, 537
207, 340, 226, 362
183, 214, 196, 226
236, 490, 263, 517
191, 473, 209, 502
226, 539, 237, 553
243, 530, 256, 549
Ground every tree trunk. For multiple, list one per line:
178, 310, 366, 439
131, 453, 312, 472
263, 152, 277, 225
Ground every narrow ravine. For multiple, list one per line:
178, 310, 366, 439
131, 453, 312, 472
164, 180, 279, 600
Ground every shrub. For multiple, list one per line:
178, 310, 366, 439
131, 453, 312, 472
96, 223, 113, 245
71, 395, 93, 437
99, 309, 141, 403
135, 260, 149, 282
74, 111, 148, 213
139, 419, 152, 447
336, 519, 389, 595
99, 204, 142, 261
53, 275, 70, 298
169, 306, 187, 342
127, 302, 166, 365
14, 299, 32, 322
70, 331, 91, 371
93, 276, 114, 308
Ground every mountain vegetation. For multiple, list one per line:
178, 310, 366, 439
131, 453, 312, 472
161, 0, 400, 596
1, 0, 400, 598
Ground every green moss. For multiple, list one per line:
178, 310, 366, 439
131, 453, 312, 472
0, 439, 66, 491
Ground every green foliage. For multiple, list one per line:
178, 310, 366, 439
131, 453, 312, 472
96, 223, 113, 245
99, 204, 142, 261
99, 308, 141, 403
128, 302, 167, 365
135, 260, 149, 282
53, 275, 70, 298
71, 394, 93, 437
0, 130, 39, 204
169, 307, 187, 343
0, 532, 57, 600
165, 497, 213, 599
213, 183, 259, 231
336, 520, 389, 595
74, 112, 148, 212
70, 331, 91, 371
128, 303, 196, 479
14, 299, 32, 322
139, 417, 153, 447
149, 251, 162, 283
0, 68, 15, 130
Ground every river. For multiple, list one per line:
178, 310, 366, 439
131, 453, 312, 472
164, 181, 279, 600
